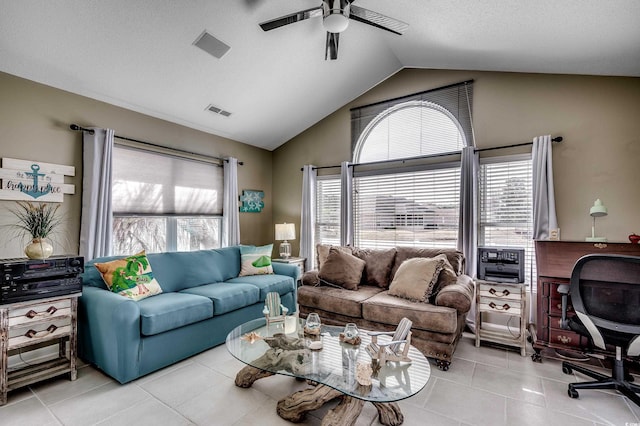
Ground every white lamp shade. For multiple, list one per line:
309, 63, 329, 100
589, 199, 608, 217
275, 223, 295, 241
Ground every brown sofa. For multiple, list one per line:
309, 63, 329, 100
298, 245, 475, 370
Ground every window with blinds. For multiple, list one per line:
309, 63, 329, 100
353, 165, 460, 249
348, 81, 473, 249
315, 176, 341, 246
479, 155, 536, 284
112, 145, 223, 254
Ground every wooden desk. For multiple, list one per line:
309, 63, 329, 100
532, 240, 640, 362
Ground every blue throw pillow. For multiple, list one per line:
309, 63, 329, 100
239, 244, 274, 276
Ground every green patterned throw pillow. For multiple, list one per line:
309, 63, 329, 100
94, 251, 163, 301
239, 244, 274, 276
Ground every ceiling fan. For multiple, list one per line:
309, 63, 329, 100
259, 0, 409, 60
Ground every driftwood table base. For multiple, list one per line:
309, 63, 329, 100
235, 361, 405, 426
231, 331, 414, 426
275, 383, 403, 426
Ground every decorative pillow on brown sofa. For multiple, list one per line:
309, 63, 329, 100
391, 247, 465, 279
316, 244, 353, 269
351, 247, 397, 288
388, 256, 445, 302
318, 247, 366, 290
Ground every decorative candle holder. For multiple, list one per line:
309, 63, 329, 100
304, 313, 321, 336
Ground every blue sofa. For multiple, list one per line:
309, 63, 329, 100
77, 246, 299, 383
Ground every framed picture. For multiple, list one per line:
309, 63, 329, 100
240, 189, 264, 213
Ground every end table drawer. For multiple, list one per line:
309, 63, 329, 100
8, 299, 71, 327
8, 318, 71, 349
478, 283, 522, 301
478, 298, 523, 315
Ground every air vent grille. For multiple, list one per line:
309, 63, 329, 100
206, 104, 232, 117
193, 30, 231, 59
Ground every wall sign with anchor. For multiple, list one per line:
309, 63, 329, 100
0, 158, 75, 202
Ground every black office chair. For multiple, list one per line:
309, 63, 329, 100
560, 254, 640, 406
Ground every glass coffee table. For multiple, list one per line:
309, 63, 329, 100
226, 317, 430, 426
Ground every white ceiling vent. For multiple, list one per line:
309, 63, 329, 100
193, 30, 231, 59
206, 104, 232, 117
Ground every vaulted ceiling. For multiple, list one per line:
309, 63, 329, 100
1, 1, 638, 150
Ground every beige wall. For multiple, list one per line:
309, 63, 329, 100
273, 69, 640, 256
0, 71, 273, 258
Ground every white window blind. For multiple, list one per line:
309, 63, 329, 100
112, 145, 222, 215
353, 165, 460, 249
479, 156, 536, 284
111, 145, 223, 255
315, 176, 341, 246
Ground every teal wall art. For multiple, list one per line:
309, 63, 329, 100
240, 189, 264, 213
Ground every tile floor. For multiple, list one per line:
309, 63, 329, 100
1, 333, 639, 426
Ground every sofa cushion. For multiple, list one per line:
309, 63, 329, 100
146, 247, 241, 292
316, 244, 353, 269
239, 244, 274, 276
388, 257, 445, 302
94, 251, 163, 301
351, 248, 397, 288
392, 247, 465, 278
180, 282, 260, 315
362, 291, 458, 334
138, 292, 213, 336
318, 247, 366, 290
298, 285, 383, 318
226, 274, 295, 299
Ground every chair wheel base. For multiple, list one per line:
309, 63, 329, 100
568, 386, 579, 399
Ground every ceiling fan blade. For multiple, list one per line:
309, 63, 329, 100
259, 6, 323, 31
325, 32, 339, 60
349, 5, 409, 35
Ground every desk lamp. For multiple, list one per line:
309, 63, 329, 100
585, 199, 608, 242
275, 223, 295, 259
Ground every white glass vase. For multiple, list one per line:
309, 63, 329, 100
25, 238, 54, 259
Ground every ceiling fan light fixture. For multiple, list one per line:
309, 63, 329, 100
323, 0, 350, 33
323, 13, 349, 33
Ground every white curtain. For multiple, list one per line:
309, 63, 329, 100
79, 128, 114, 260
458, 146, 479, 277
340, 161, 353, 247
531, 134, 558, 324
222, 157, 240, 246
532, 135, 558, 240
300, 165, 317, 271
458, 146, 479, 332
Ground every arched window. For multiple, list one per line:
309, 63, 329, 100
354, 100, 467, 163
349, 83, 473, 249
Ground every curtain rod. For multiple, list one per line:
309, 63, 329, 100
475, 136, 563, 153
300, 136, 562, 171
70, 124, 243, 165
350, 79, 475, 112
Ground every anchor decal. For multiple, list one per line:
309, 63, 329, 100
21, 164, 51, 199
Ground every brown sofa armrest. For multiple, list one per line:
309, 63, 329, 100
434, 274, 474, 314
301, 270, 320, 286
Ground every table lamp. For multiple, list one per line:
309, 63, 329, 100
585, 199, 608, 242
275, 223, 295, 259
